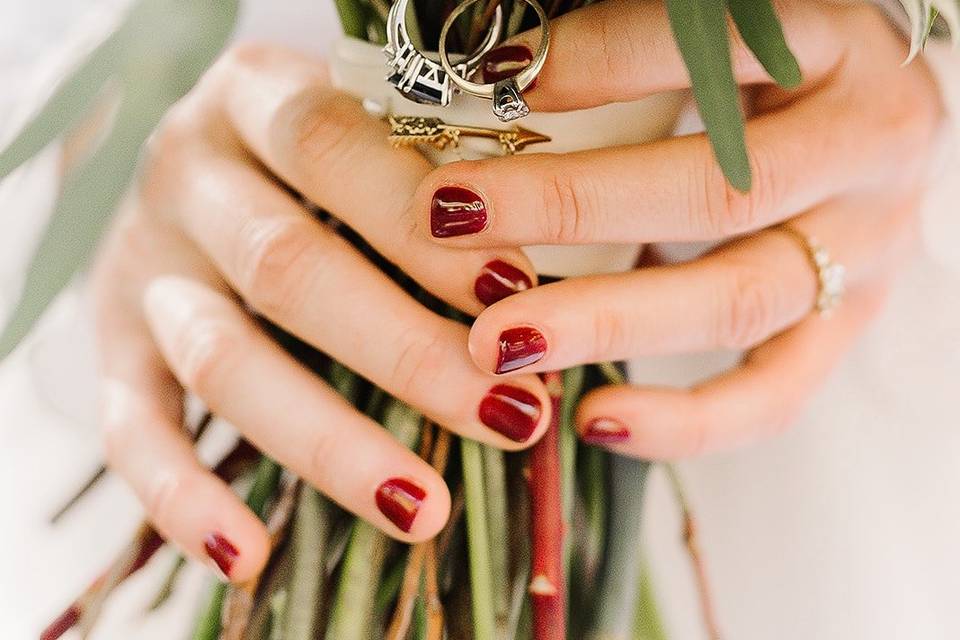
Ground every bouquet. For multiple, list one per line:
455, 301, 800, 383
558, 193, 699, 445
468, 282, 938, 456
0, 1, 948, 639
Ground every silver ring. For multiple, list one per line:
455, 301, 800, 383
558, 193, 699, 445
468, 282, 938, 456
439, 0, 550, 122
778, 226, 846, 317
384, 0, 503, 107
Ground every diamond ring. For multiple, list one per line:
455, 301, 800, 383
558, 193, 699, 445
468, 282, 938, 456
777, 225, 846, 317
438, 0, 550, 122
384, 0, 503, 106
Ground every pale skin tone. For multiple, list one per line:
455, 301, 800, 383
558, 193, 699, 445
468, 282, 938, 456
92, 0, 942, 581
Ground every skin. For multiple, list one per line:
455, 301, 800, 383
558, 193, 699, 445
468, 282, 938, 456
91, 0, 942, 582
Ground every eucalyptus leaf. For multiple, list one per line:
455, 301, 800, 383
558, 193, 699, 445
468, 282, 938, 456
0, 0, 240, 360
727, 0, 801, 88
0, 28, 122, 180
665, 0, 751, 191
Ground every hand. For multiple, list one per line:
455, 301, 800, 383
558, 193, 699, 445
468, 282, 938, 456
91, 44, 552, 582
416, 0, 942, 458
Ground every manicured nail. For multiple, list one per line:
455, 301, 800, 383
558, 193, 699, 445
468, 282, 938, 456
583, 418, 630, 444
496, 326, 547, 374
481, 44, 534, 84
479, 384, 543, 442
204, 533, 239, 578
475, 260, 533, 306
431, 186, 487, 238
376, 477, 426, 533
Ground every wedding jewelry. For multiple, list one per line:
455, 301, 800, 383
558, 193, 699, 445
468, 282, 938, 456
384, 0, 503, 106
387, 115, 551, 154
777, 225, 846, 317
439, 0, 550, 122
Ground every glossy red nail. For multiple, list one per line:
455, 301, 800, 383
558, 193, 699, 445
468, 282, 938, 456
376, 477, 426, 533
479, 384, 543, 442
475, 260, 533, 306
481, 44, 534, 84
431, 186, 487, 238
496, 326, 547, 374
582, 418, 630, 444
204, 533, 239, 578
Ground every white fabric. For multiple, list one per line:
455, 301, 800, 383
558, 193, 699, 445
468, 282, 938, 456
0, 2, 958, 639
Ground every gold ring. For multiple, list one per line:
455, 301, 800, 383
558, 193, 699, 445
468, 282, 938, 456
777, 225, 846, 317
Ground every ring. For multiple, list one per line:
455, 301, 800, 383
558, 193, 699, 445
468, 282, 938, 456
384, 0, 503, 107
439, 0, 550, 122
777, 225, 846, 317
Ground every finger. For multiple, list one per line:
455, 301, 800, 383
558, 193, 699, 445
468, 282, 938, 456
417, 75, 936, 249
467, 193, 919, 374
92, 208, 269, 582
94, 290, 270, 582
574, 283, 889, 458
152, 146, 550, 449
142, 276, 453, 541
494, 0, 854, 112
181, 43, 536, 315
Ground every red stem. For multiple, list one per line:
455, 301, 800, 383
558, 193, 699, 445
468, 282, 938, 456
528, 371, 565, 640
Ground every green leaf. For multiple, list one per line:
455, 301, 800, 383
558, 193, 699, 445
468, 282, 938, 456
334, 0, 367, 39
0, 30, 122, 180
0, 0, 240, 361
665, 0, 751, 191
727, 0, 802, 88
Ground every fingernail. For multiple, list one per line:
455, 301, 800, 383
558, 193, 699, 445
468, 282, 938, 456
496, 326, 547, 374
481, 44, 534, 84
475, 260, 533, 306
431, 186, 487, 238
479, 384, 543, 442
582, 418, 631, 444
204, 533, 239, 578
376, 477, 426, 533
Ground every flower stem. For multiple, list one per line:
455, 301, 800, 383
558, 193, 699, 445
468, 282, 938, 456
529, 371, 566, 640
482, 444, 510, 626
586, 456, 651, 640
559, 366, 584, 579
461, 438, 497, 639
326, 400, 423, 639
280, 487, 330, 639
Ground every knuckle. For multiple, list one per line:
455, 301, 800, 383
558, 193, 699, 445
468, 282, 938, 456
695, 142, 777, 237
142, 469, 186, 525
235, 215, 318, 315
540, 170, 597, 243
171, 318, 238, 396
307, 428, 338, 488
591, 309, 632, 361
390, 330, 449, 402
715, 265, 780, 350
270, 89, 364, 174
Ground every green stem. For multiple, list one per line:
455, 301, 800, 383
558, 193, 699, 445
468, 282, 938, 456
586, 456, 650, 640
634, 556, 668, 640
333, 0, 366, 39
326, 400, 422, 639
461, 438, 497, 640
560, 366, 585, 578
482, 445, 511, 626
280, 488, 330, 639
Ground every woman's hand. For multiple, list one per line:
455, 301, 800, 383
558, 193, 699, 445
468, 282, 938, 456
418, 0, 942, 458
92, 44, 551, 582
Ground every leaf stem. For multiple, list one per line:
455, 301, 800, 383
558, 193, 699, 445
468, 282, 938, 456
461, 438, 497, 639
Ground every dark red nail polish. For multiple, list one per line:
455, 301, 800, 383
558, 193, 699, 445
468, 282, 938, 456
204, 533, 239, 578
481, 44, 534, 85
475, 260, 533, 306
496, 326, 547, 374
376, 477, 426, 533
431, 186, 487, 238
582, 418, 630, 444
479, 384, 543, 442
